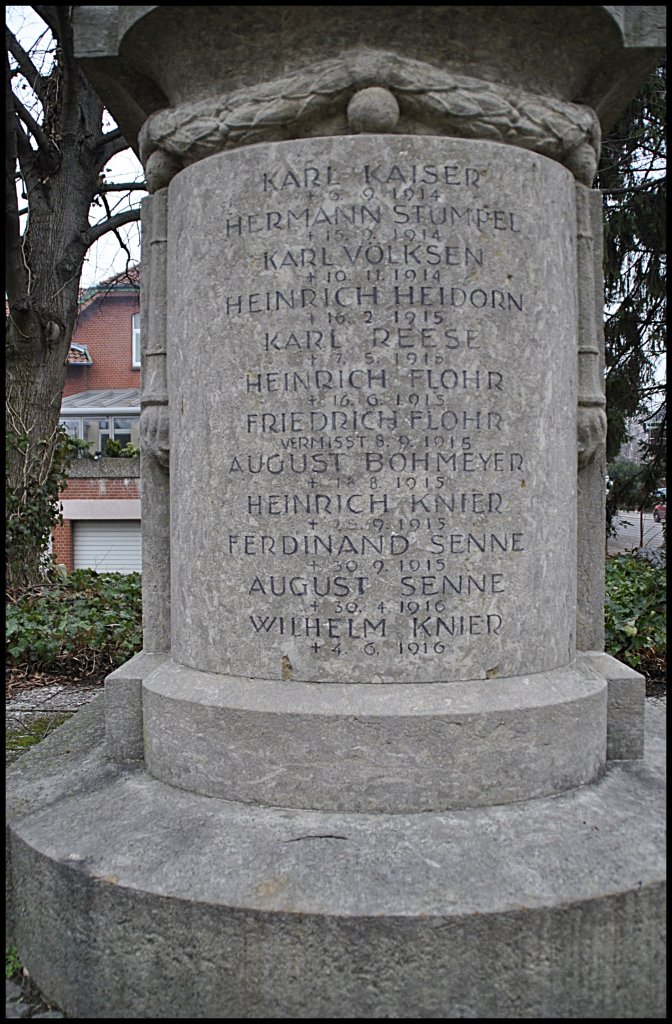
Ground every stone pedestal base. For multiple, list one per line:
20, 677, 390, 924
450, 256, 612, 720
141, 659, 608, 811
7, 696, 665, 1019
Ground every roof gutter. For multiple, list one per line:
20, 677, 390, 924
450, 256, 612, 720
60, 407, 140, 416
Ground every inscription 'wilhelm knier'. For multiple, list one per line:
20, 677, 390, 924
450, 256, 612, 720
169, 139, 576, 682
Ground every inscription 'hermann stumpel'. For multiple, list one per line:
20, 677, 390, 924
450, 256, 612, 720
215, 141, 534, 677
169, 135, 577, 682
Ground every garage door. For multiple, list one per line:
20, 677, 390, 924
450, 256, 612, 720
73, 520, 142, 573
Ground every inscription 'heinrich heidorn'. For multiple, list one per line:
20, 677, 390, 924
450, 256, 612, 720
168, 136, 578, 683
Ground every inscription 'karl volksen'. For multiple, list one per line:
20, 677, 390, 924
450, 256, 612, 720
263, 244, 483, 270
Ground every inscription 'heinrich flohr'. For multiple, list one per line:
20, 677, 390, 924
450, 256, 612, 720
170, 136, 578, 681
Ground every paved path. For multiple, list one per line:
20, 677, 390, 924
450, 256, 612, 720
6, 684, 102, 766
608, 510, 665, 556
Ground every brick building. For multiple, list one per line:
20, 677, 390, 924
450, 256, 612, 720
53, 267, 142, 572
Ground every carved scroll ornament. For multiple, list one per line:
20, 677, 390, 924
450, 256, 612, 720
576, 185, 607, 470
139, 50, 601, 191
140, 403, 170, 472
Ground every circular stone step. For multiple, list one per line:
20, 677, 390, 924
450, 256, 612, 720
6, 698, 666, 1018
142, 658, 607, 810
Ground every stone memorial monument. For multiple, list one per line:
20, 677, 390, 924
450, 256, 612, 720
7, 6, 666, 1017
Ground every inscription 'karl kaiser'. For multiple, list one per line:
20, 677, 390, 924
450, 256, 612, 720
186, 137, 571, 681
259, 162, 482, 192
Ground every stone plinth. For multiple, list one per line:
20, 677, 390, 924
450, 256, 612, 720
143, 662, 606, 811
6, 697, 666, 1018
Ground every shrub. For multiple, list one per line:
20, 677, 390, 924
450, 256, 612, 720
6, 425, 77, 589
103, 439, 139, 458
6, 569, 143, 677
605, 552, 667, 682
6, 946, 22, 981
5, 558, 666, 688
104, 438, 122, 457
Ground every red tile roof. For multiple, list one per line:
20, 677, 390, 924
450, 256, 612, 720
65, 343, 93, 365
78, 264, 140, 314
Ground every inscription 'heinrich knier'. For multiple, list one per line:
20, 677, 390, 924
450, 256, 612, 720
168, 136, 578, 682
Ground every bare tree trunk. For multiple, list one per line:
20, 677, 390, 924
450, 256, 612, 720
6, 6, 140, 588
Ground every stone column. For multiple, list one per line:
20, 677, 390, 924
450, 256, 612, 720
576, 183, 607, 652
104, 191, 171, 760
139, 189, 170, 653
84, 4, 664, 784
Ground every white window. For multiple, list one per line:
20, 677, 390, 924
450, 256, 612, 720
59, 418, 82, 439
83, 416, 140, 455
132, 313, 141, 368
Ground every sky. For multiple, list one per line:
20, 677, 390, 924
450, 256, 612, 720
7, 5, 144, 289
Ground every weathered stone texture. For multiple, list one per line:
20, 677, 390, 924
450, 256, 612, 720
168, 136, 578, 684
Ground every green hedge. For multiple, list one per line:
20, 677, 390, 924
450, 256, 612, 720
5, 557, 666, 686
605, 553, 666, 681
6, 569, 142, 677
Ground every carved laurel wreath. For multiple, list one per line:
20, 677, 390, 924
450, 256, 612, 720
139, 50, 601, 191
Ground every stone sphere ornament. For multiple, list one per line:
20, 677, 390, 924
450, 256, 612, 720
347, 86, 400, 133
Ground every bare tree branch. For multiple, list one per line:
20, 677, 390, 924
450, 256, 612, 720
93, 126, 124, 155
96, 129, 131, 167
52, 5, 74, 59
83, 206, 141, 246
31, 6, 60, 39
99, 188, 135, 269
13, 117, 37, 179
13, 89, 57, 162
97, 181, 147, 193
5, 48, 28, 303
600, 175, 666, 196
6, 26, 49, 101
94, 126, 124, 149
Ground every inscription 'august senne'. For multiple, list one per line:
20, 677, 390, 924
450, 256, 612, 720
218, 153, 534, 670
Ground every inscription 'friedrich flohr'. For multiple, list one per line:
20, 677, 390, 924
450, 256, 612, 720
193, 143, 570, 678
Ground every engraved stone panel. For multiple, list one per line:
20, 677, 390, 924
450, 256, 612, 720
168, 136, 577, 683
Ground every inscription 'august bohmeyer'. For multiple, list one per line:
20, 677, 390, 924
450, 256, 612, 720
221, 152, 532, 671
229, 151, 524, 667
